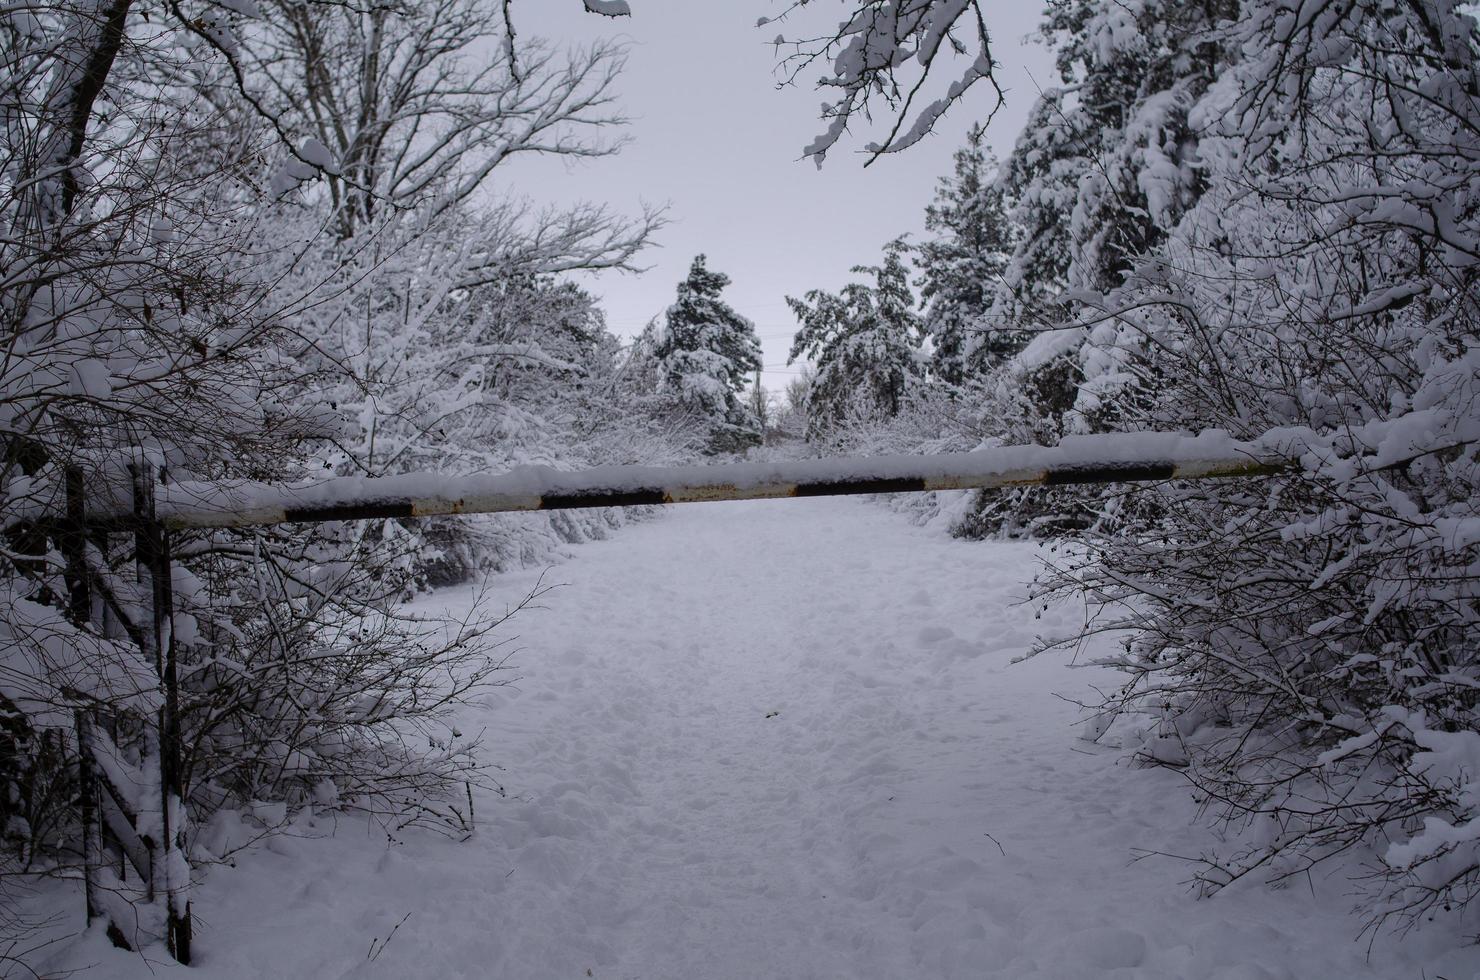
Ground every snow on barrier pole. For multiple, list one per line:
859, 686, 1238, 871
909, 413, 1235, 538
132, 432, 1292, 531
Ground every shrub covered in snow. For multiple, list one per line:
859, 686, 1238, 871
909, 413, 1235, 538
787, 0, 1480, 935
0, 0, 693, 955
787, 240, 927, 439
1015, 0, 1480, 933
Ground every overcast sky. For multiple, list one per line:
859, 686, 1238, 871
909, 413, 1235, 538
506, 2, 1056, 394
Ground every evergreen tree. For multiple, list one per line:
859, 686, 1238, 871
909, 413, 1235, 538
657, 255, 764, 453
787, 239, 924, 438
963, 0, 1237, 446
748, 376, 770, 439
917, 125, 1020, 383
997, 0, 1233, 327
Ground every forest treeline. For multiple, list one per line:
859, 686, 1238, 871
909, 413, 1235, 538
1, 0, 1477, 964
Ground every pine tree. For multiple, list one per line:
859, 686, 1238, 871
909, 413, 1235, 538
748, 375, 770, 440
787, 239, 924, 438
997, 0, 1233, 326
657, 255, 764, 453
917, 125, 1020, 383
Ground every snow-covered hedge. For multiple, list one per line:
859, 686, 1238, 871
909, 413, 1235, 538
1019, 0, 1480, 932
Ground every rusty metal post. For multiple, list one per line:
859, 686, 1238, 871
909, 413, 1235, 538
73, 708, 102, 940
62, 467, 89, 623
62, 468, 129, 948
129, 461, 191, 964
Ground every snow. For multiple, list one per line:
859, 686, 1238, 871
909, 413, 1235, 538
67, 358, 111, 398
582, 0, 631, 15
1011, 326, 1087, 374
0, 590, 162, 727
297, 137, 336, 173
37, 497, 1479, 979
214, 0, 261, 17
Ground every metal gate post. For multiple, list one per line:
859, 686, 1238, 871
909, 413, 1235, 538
63, 468, 105, 941
130, 461, 192, 964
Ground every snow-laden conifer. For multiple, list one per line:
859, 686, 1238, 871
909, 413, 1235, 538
917, 125, 1020, 383
787, 240, 925, 440
656, 256, 764, 454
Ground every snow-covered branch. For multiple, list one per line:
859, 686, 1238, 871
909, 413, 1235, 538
767, 0, 1002, 166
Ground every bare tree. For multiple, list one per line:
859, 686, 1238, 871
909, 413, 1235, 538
514, 0, 1006, 167
764, 1, 1002, 165
2, 0, 668, 960
245, 0, 651, 251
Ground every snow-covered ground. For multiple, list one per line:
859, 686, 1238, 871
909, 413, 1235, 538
46, 497, 1480, 979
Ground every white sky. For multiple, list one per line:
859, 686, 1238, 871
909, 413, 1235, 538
505, 2, 1056, 395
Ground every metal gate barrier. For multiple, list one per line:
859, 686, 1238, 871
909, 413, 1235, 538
21, 431, 1291, 963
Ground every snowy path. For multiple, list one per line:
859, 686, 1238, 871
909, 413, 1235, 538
73, 498, 1477, 979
